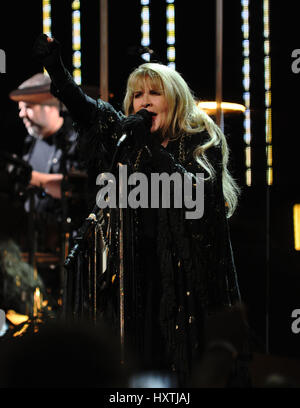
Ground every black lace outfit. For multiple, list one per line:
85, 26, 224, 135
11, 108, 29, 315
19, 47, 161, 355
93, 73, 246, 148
50, 70, 241, 386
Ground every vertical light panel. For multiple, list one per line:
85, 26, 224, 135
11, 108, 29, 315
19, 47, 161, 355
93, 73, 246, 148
241, 0, 251, 186
141, 0, 150, 61
43, 0, 52, 37
43, 0, 51, 75
293, 205, 300, 251
72, 0, 81, 85
166, 0, 175, 69
264, 0, 272, 185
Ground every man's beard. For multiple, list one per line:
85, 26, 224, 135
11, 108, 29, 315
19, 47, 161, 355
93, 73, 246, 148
27, 124, 43, 140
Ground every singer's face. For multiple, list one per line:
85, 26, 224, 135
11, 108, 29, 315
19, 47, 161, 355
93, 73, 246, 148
132, 79, 168, 133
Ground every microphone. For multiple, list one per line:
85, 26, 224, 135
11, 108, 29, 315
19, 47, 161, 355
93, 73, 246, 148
109, 109, 155, 171
116, 133, 128, 148
115, 109, 154, 148
108, 132, 129, 172
64, 209, 98, 270
116, 109, 154, 147
136, 108, 155, 127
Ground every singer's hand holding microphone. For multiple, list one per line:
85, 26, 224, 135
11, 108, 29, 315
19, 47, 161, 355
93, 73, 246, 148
121, 109, 159, 151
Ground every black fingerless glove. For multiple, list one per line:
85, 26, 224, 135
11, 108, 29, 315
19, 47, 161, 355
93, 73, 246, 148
122, 109, 159, 151
32, 33, 70, 88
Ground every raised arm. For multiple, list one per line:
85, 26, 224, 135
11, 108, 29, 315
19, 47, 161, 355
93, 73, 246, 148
32, 34, 98, 127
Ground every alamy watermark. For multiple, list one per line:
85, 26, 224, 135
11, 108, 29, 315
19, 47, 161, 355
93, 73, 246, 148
0, 309, 5, 335
96, 165, 204, 220
0, 49, 6, 73
291, 309, 300, 334
291, 49, 300, 73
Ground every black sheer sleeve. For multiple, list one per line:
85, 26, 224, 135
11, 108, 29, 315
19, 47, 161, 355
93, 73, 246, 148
47, 67, 125, 209
48, 68, 124, 165
48, 68, 98, 128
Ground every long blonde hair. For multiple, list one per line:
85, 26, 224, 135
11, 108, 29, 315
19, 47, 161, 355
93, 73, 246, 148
123, 63, 240, 217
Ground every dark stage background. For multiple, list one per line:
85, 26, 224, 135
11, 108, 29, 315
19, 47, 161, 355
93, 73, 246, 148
1, 0, 300, 366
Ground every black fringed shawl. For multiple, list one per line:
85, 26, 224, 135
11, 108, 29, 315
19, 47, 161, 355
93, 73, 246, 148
50, 73, 241, 385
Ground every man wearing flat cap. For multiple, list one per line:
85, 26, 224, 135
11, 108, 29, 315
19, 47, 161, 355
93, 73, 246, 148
10, 72, 78, 200
9, 73, 84, 302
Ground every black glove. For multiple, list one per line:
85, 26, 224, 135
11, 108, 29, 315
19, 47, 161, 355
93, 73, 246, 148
32, 34, 62, 70
32, 34, 69, 88
122, 109, 159, 151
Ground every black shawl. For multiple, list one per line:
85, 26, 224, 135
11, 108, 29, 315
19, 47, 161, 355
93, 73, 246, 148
51, 73, 241, 385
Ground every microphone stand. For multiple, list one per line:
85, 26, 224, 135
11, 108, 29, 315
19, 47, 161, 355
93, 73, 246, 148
64, 134, 127, 270
57, 111, 73, 300
63, 205, 99, 271
62, 203, 99, 321
63, 135, 128, 332
118, 162, 125, 364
